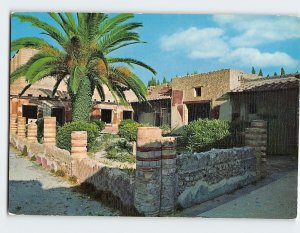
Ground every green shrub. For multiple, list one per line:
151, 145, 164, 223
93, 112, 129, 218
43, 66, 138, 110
118, 119, 143, 142
90, 119, 106, 131
180, 118, 231, 152
160, 124, 171, 135
56, 121, 100, 152
36, 118, 44, 143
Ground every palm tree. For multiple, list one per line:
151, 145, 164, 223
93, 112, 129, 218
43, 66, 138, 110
10, 13, 156, 121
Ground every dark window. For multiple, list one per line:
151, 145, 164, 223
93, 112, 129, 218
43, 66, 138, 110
22, 105, 37, 124
101, 109, 112, 123
187, 103, 210, 122
123, 110, 132, 120
51, 107, 65, 126
248, 103, 257, 114
194, 87, 202, 97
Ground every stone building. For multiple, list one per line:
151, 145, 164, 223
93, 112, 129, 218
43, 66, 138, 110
227, 74, 300, 156
10, 48, 134, 131
130, 84, 172, 126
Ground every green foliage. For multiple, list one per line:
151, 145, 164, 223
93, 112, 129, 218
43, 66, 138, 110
280, 67, 285, 75
147, 77, 158, 87
156, 79, 160, 85
55, 170, 65, 177
258, 68, 263, 76
251, 66, 256, 74
36, 118, 44, 143
162, 77, 167, 84
56, 121, 100, 152
179, 119, 231, 152
274, 72, 278, 76
118, 119, 143, 142
160, 124, 171, 135
12, 13, 156, 122
90, 119, 106, 131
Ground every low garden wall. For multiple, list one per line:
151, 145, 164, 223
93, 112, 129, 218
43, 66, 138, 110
9, 115, 265, 217
176, 147, 256, 208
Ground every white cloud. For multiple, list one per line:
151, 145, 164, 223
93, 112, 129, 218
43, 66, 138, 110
213, 15, 300, 47
160, 27, 229, 59
159, 16, 300, 69
220, 48, 299, 67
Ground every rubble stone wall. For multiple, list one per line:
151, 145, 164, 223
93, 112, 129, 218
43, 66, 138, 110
176, 147, 256, 208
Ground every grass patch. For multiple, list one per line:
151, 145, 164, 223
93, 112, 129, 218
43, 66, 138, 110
30, 156, 36, 161
68, 176, 78, 184
20, 146, 28, 157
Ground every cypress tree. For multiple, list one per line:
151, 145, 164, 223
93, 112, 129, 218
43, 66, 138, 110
258, 69, 263, 76
251, 66, 256, 74
280, 67, 285, 75
162, 77, 167, 84
274, 72, 278, 76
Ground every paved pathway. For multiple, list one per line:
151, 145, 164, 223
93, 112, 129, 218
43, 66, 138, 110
198, 170, 297, 218
8, 147, 120, 216
179, 156, 298, 219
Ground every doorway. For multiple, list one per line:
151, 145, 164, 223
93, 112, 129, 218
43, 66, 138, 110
51, 107, 65, 126
22, 105, 37, 123
187, 103, 210, 122
101, 109, 112, 123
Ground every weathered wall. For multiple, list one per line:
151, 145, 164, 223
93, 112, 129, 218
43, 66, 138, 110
72, 158, 135, 207
176, 147, 256, 208
170, 69, 248, 128
10, 132, 135, 209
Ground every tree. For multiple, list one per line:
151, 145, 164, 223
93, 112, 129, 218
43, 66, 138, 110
162, 77, 167, 84
274, 72, 278, 76
280, 67, 285, 75
156, 79, 160, 85
147, 77, 157, 87
11, 13, 156, 122
267, 74, 270, 78
251, 66, 256, 74
258, 68, 263, 76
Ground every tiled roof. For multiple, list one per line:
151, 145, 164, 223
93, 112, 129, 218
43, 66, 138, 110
230, 76, 300, 93
129, 84, 172, 102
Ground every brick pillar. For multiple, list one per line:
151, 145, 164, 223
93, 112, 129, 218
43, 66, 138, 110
43, 116, 56, 146
160, 136, 177, 215
245, 120, 267, 179
17, 116, 26, 138
134, 127, 162, 216
11, 98, 18, 115
10, 114, 18, 134
27, 122, 37, 142
71, 131, 88, 160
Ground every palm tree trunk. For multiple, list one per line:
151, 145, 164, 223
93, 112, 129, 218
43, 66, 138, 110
69, 78, 93, 122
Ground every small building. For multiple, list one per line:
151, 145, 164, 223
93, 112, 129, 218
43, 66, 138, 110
130, 84, 172, 126
9, 48, 134, 132
228, 74, 300, 156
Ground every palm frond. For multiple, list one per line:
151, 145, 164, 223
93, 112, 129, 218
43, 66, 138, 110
13, 14, 67, 46
107, 57, 156, 75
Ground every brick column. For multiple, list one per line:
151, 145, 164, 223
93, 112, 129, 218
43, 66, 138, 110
245, 120, 267, 179
43, 116, 56, 146
71, 131, 88, 160
160, 136, 177, 215
10, 114, 18, 134
17, 116, 26, 138
11, 98, 18, 115
134, 127, 162, 216
27, 122, 37, 142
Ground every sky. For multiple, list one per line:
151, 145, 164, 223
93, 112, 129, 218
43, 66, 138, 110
11, 13, 300, 84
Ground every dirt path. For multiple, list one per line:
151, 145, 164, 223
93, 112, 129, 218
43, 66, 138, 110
8, 146, 120, 216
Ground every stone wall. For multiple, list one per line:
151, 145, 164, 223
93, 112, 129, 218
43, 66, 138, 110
73, 158, 135, 207
176, 147, 256, 208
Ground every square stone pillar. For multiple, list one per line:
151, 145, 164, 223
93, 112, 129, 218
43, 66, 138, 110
17, 116, 26, 138
43, 116, 56, 146
71, 131, 88, 160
